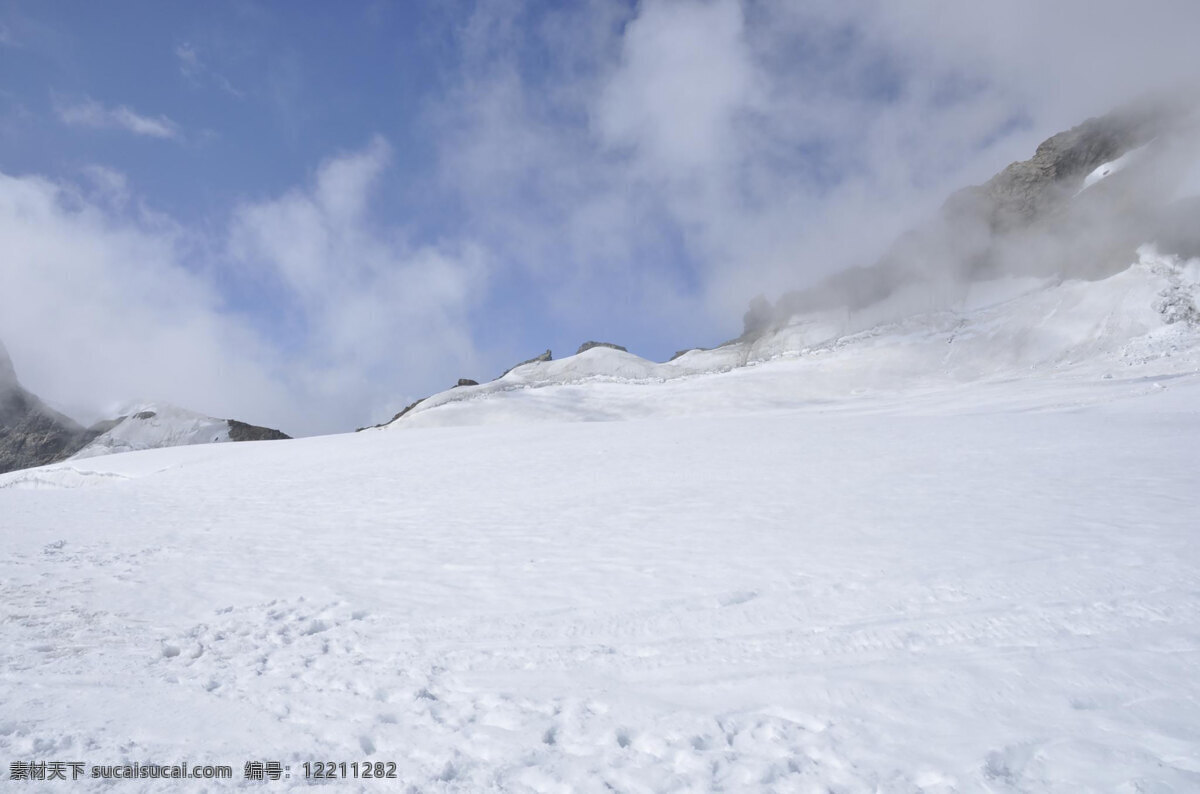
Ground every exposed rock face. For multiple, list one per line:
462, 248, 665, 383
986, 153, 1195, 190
965, 100, 1171, 232
575, 341, 627, 355
455, 379, 479, 388
0, 340, 291, 473
0, 396, 99, 475
762, 97, 1200, 333
0, 342, 99, 474
226, 420, 291, 442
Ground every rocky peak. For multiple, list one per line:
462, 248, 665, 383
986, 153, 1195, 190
0, 342, 291, 473
964, 97, 1179, 233
757, 96, 1200, 335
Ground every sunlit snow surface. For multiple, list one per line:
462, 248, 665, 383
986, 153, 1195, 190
69, 403, 231, 460
1074, 141, 1156, 198
2, 253, 1199, 792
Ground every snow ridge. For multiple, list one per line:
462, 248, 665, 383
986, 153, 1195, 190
384, 249, 1200, 429
70, 403, 231, 460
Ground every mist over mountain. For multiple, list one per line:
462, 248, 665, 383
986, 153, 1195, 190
6, 94, 1199, 456
748, 94, 1200, 335
0, 340, 289, 474
0, 339, 99, 474
351, 96, 1200, 431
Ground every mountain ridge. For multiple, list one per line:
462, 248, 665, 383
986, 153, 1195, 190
0, 343, 291, 474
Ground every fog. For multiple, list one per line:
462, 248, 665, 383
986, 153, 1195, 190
2, 1, 1199, 435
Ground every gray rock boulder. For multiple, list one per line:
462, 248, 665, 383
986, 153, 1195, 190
226, 420, 291, 442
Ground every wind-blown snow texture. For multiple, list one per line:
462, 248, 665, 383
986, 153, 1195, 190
2, 254, 1199, 792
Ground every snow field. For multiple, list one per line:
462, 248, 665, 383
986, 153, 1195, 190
2, 396, 1199, 791
2, 254, 1200, 791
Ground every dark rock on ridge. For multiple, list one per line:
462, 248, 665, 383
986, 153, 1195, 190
357, 397, 427, 432
227, 420, 291, 442
0, 399, 101, 475
0, 341, 100, 474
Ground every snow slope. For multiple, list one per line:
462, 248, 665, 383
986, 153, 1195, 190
2, 254, 1200, 792
386, 248, 1200, 430
70, 403, 232, 460
1074, 142, 1150, 196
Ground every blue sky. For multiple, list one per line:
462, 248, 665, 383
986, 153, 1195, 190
2, 0, 1196, 435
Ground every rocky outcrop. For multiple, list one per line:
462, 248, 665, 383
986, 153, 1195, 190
0, 397, 100, 475
761, 96, 1200, 333
0, 342, 99, 474
455, 378, 479, 387
963, 99, 1173, 232
0, 339, 291, 473
575, 341, 627, 355
227, 420, 291, 442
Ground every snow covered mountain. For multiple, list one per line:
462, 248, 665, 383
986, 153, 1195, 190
67, 402, 289, 461
374, 247, 1199, 430
0, 343, 290, 473
759, 96, 1200, 329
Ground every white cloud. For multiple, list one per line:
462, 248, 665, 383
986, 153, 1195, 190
0, 138, 488, 435
429, 0, 1200, 341
228, 136, 487, 424
0, 169, 288, 429
596, 0, 759, 179
55, 97, 180, 139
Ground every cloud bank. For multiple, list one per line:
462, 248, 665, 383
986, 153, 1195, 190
0, 140, 486, 435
